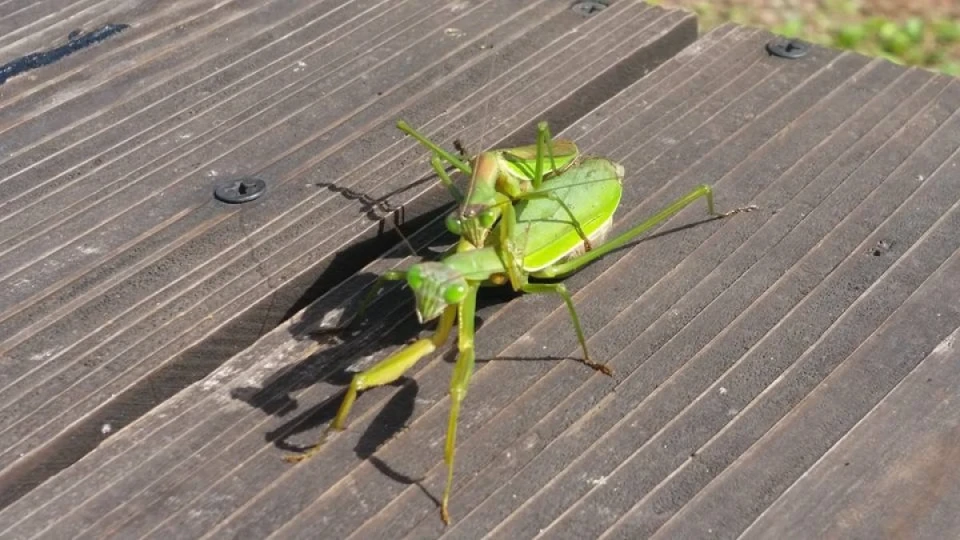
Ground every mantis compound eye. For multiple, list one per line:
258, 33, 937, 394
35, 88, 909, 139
406, 266, 424, 290
443, 283, 467, 304
479, 210, 495, 228
445, 212, 463, 236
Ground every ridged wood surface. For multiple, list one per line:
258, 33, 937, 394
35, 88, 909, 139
0, 0, 696, 511
3, 10, 960, 540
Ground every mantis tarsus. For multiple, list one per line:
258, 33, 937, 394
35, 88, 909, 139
286, 153, 755, 525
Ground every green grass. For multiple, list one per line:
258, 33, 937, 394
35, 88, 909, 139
649, 0, 960, 76
784, 16, 960, 76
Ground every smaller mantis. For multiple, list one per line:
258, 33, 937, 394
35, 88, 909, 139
397, 120, 596, 267
287, 155, 754, 524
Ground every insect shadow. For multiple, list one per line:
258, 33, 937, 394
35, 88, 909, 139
230, 286, 472, 500
230, 253, 520, 495
279, 166, 463, 321
229, 164, 478, 494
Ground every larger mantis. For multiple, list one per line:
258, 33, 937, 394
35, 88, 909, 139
286, 152, 754, 524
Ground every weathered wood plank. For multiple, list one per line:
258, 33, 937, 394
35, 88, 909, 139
5, 15, 960, 540
0, 0, 696, 511
741, 325, 960, 540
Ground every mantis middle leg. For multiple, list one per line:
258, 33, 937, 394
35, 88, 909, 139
520, 282, 612, 376
440, 282, 480, 524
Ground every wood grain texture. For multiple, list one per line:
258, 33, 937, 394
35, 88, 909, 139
4, 7, 960, 540
0, 0, 695, 513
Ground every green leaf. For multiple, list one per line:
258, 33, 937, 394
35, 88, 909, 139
942, 62, 960, 77
775, 16, 805, 38
903, 18, 925, 44
877, 21, 900, 42
835, 24, 866, 49
880, 30, 912, 56
933, 19, 960, 44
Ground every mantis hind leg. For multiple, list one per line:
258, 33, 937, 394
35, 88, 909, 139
441, 283, 479, 525
534, 185, 756, 280
520, 283, 612, 376
285, 304, 457, 463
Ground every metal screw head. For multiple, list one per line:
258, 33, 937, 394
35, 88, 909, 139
571, 1, 610, 16
766, 38, 810, 59
214, 177, 266, 204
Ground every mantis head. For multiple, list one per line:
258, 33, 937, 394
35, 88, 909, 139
447, 152, 506, 248
448, 202, 499, 248
406, 262, 468, 322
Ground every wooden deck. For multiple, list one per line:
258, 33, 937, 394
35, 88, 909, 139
1, 1, 958, 538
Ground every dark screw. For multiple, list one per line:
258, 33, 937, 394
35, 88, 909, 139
214, 177, 266, 204
571, 1, 610, 16
766, 38, 810, 59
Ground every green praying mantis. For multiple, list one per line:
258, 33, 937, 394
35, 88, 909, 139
397, 120, 598, 275
285, 122, 755, 525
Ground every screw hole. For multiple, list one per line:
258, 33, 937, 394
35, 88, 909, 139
870, 239, 892, 256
